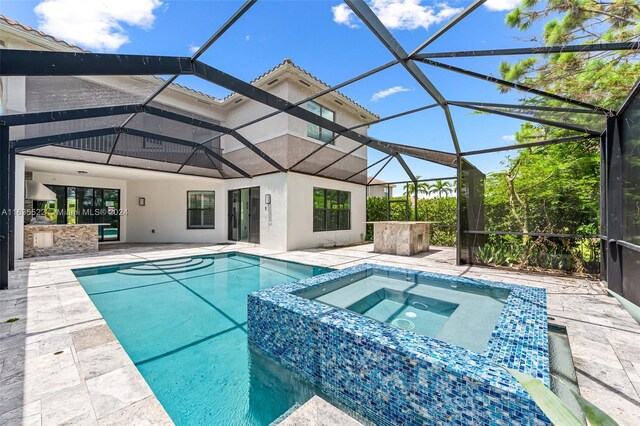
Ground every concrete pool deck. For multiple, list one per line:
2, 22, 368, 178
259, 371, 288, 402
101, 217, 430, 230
0, 243, 639, 425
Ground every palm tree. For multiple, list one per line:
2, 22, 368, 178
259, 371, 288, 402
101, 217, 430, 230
433, 179, 453, 197
403, 176, 430, 197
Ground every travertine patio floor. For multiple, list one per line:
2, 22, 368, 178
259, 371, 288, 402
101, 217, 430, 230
1, 243, 638, 425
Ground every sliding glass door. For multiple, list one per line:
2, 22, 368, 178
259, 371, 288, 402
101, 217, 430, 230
41, 184, 121, 242
228, 187, 260, 244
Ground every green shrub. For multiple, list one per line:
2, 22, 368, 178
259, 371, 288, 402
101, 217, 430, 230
366, 196, 456, 246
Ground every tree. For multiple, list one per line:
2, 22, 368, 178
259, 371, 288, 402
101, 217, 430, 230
487, 0, 640, 236
477, 1, 639, 273
500, 0, 640, 108
432, 179, 453, 198
403, 176, 431, 197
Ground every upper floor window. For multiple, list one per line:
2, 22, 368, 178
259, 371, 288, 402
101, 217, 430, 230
307, 101, 335, 144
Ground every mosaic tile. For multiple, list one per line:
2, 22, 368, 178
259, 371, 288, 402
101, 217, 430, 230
248, 263, 550, 425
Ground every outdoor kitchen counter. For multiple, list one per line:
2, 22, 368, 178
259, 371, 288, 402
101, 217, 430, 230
23, 224, 104, 258
365, 221, 436, 256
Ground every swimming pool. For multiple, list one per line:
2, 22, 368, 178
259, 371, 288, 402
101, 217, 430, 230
73, 252, 331, 425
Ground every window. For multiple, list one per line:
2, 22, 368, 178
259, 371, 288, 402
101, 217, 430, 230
188, 191, 215, 229
307, 101, 335, 143
313, 187, 350, 231
41, 185, 121, 242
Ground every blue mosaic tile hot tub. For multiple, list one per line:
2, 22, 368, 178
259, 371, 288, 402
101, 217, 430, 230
247, 264, 551, 425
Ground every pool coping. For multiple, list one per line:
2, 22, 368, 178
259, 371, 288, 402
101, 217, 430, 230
250, 262, 550, 398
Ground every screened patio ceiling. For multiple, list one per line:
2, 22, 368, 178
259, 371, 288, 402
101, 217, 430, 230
1, 0, 637, 186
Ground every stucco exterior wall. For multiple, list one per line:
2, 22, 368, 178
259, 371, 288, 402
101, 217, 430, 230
286, 172, 366, 250
126, 177, 226, 244
221, 80, 290, 152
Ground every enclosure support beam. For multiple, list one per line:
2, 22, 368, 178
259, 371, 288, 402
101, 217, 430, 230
313, 143, 370, 176
448, 101, 603, 115
346, 1, 445, 105
11, 127, 115, 152
600, 132, 607, 282
420, 58, 613, 115
0, 126, 10, 289
455, 157, 462, 266
452, 103, 601, 136
0, 104, 143, 127
604, 117, 623, 294
344, 0, 462, 155
13, 128, 119, 152
409, 0, 486, 56
143, 106, 228, 132
414, 181, 418, 221
368, 176, 457, 187
345, 155, 391, 182
413, 42, 640, 59
0, 50, 194, 76
8, 146, 15, 272
395, 154, 417, 183
367, 156, 393, 184
460, 134, 596, 156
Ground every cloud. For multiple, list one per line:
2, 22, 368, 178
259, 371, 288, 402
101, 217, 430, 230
332, 4, 359, 28
188, 44, 200, 54
501, 134, 516, 142
34, 0, 163, 52
245, 34, 251, 42
484, 0, 519, 12
332, 0, 463, 31
371, 86, 412, 101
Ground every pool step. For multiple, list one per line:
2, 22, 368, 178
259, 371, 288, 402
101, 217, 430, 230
117, 258, 215, 276
128, 258, 205, 271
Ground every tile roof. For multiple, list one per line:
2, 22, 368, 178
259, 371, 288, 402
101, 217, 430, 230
368, 177, 394, 186
0, 15, 86, 51
226, 58, 379, 119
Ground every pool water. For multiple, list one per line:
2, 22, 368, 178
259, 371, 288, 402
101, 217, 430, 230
297, 269, 510, 353
73, 253, 331, 425
347, 288, 458, 336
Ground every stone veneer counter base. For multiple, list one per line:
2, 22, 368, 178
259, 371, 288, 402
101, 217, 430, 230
24, 224, 101, 258
366, 221, 434, 256
248, 263, 550, 425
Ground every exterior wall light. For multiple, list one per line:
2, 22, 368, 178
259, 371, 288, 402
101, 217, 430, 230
265, 194, 271, 205
138, 197, 146, 207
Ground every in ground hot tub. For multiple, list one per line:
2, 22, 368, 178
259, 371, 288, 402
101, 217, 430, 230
248, 264, 550, 425
295, 268, 510, 353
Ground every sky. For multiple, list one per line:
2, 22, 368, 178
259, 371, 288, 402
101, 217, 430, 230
1, 0, 571, 183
